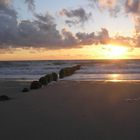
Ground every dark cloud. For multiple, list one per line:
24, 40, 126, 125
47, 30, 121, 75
0, 0, 10, 7
0, 1, 61, 48
34, 13, 54, 24
76, 32, 95, 45
76, 27, 134, 49
0, 0, 17, 47
17, 13, 63, 48
0, 1, 111, 50
76, 28, 109, 45
0, 0, 135, 51
61, 28, 78, 47
125, 0, 140, 14
0, 6, 76, 49
97, 28, 110, 44
17, 16, 110, 48
60, 8, 92, 26
0, 0, 16, 16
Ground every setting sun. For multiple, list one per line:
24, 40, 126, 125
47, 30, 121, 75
103, 45, 128, 59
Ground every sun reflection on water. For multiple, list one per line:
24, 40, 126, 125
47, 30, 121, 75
107, 74, 123, 82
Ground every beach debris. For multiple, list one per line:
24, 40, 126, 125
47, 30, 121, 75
22, 88, 29, 92
30, 81, 42, 89
39, 76, 48, 86
59, 65, 81, 79
0, 95, 10, 102
52, 72, 58, 81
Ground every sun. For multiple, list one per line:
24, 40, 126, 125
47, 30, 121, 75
103, 45, 128, 59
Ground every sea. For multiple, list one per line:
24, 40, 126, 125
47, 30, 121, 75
0, 59, 140, 82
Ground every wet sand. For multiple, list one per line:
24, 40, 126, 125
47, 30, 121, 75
0, 81, 140, 140
0, 80, 30, 97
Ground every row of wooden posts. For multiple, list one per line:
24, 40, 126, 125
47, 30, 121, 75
28, 65, 81, 90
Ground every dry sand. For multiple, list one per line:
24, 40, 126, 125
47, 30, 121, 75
0, 81, 140, 140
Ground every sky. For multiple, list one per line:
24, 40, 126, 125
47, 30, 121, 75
0, 0, 140, 60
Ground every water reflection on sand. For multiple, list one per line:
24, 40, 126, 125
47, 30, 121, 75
64, 73, 140, 82
106, 74, 140, 82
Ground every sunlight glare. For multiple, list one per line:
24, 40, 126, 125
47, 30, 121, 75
103, 45, 128, 59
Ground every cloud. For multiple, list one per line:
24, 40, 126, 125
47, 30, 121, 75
0, 2, 109, 50
89, 0, 120, 17
0, 1, 132, 51
87, 0, 139, 48
98, 0, 117, 9
109, 36, 135, 48
0, 0, 10, 6
0, 0, 18, 47
76, 28, 110, 45
17, 13, 63, 48
125, 0, 140, 32
135, 35, 140, 47
0, 5, 77, 49
0, 0, 135, 51
60, 8, 92, 26
24, 0, 35, 11
124, 0, 140, 47
34, 13, 54, 24
97, 28, 110, 44
16, 17, 110, 48
61, 28, 78, 47
125, 0, 140, 14
0, 1, 60, 48
0, 5, 111, 50
76, 32, 95, 45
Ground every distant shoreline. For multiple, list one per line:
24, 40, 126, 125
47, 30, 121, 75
0, 58, 140, 62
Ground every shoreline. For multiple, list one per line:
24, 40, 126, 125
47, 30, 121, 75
1, 79, 140, 96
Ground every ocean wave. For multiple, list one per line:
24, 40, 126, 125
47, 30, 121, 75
0, 60, 140, 81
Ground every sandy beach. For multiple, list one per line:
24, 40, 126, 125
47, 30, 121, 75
0, 81, 140, 140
